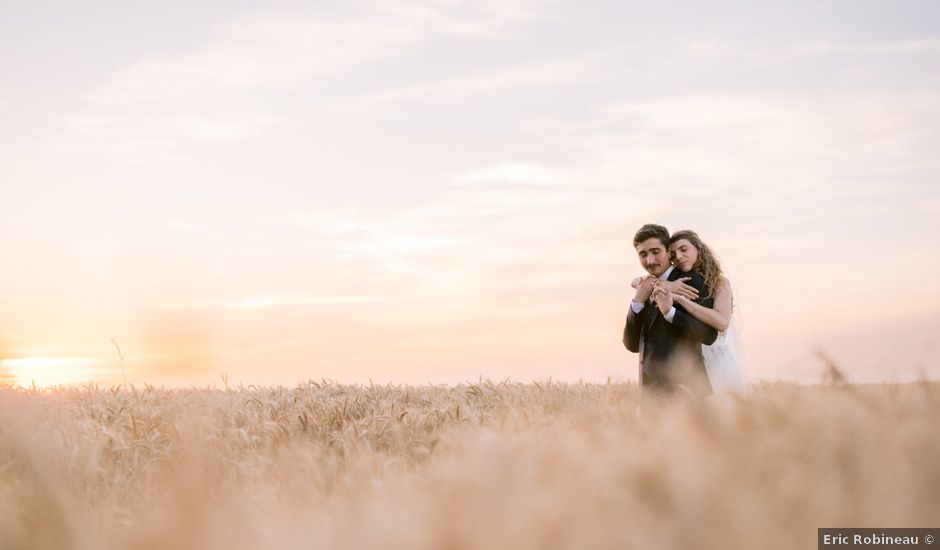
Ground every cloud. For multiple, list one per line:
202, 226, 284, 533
140, 295, 388, 311
60, 0, 553, 160
454, 162, 567, 185
83, 14, 426, 106
295, 87, 940, 306
787, 37, 940, 56
168, 221, 224, 237
168, 221, 201, 231
264, 155, 654, 298
867, 37, 940, 54
354, 55, 604, 106
686, 36, 940, 65
922, 196, 940, 213
367, 0, 549, 39
591, 90, 940, 184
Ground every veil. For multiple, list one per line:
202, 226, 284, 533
726, 272, 748, 385
702, 254, 749, 396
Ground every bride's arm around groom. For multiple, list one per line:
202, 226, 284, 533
653, 272, 718, 346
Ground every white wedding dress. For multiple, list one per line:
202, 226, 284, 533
702, 314, 747, 396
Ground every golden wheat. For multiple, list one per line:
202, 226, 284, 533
0, 380, 936, 549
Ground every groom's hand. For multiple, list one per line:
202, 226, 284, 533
653, 287, 674, 315
633, 276, 656, 303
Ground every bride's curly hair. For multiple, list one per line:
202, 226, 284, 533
670, 230, 723, 298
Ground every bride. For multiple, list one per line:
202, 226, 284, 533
633, 230, 747, 396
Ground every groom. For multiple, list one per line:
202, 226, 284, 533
623, 224, 717, 397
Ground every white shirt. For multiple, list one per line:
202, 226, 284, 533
630, 265, 677, 323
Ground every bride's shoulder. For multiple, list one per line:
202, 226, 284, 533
717, 276, 733, 295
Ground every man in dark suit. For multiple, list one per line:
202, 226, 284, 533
623, 224, 718, 397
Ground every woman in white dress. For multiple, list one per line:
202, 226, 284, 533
666, 230, 747, 396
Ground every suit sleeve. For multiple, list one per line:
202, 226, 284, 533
670, 274, 719, 346
623, 303, 647, 352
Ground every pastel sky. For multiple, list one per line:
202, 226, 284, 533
2, 0, 939, 387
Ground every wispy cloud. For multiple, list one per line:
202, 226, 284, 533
354, 56, 604, 106
591, 90, 940, 182
786, 37, 940, 56
60, 0, 553, 159
367, 0, 549, 39
300, 87, 940, 305
140, 295, 388, 311
83, 14, 426, 106
867, 37, 940, 54
454, 162, 568, 185
266, 157, 643, 297
686, 36, 940, 64
168, 221, 224, 237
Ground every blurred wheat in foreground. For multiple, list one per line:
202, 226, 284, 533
0, 381, 937, 550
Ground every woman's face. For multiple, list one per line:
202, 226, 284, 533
670, 239, 698, 272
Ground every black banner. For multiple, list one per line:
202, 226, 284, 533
819, 529, 940, 549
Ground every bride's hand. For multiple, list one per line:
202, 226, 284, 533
665, 278, 699, 300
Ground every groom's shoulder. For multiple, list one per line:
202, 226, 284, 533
673, 268, 706, 287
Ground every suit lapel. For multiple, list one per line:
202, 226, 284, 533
647, 299, 659, 325
645, 297, 659, 333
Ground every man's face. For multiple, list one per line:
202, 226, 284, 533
635, 237, 671, 277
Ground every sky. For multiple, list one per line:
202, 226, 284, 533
1, 0, 939, 388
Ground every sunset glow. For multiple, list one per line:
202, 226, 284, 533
0, 357, 103, 388
2, 0, 938, 388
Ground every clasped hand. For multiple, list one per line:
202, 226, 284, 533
633, 276, 698, 302
633, 276, 701, 316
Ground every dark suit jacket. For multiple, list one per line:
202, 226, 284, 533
623, 269, 717, 396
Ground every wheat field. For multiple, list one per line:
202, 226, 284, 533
0, 380, 937, 550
